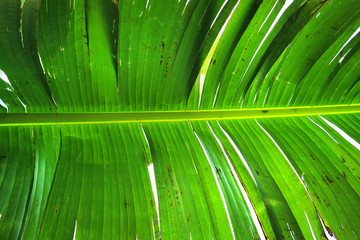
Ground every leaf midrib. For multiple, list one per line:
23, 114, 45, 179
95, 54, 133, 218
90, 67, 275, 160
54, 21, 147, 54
1, 104, 360, 126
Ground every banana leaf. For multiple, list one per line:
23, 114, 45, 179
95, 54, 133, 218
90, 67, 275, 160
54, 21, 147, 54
0, 0, 360, 239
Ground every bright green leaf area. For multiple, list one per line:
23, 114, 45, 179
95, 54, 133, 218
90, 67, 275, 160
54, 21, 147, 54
1, 0, 360, 239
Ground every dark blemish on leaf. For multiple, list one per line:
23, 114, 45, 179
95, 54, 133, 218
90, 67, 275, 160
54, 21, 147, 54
187, 216, 191, 222
1, 156, 6, 159
213, 59, 216, 65
306, 34, 310, 38
310, 153, 316, 160
255, 170, 260, 175
314, 194, 320, 201
161, 41, 165, 50
340, 156, 346, 163
262, 110, 268, 113
160, 60, 163, 65
342, 171, 347, 178
177, 202, 180, 205
325, 175, 333, 183
326, 225, 334, 235
241, 58, 244, 61
215, 167, 221, 175
321, 176, 328, 185
124, 201, 129, 208
168, 195, 171, 199
175, 190, 178, 195
55, 208, 58, 213
171, 201, 173, 206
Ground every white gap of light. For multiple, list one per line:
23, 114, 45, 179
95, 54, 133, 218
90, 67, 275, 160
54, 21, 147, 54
316, 12, 321, 18
146, 0, 149, 8
287, 93, 294, 106
212, 82, 221, 109
262, 88, 270, 107
339, 48, 351, 64
258, 0, 279, 33
318, 213, 337, 240
210, 0, 229, 29
238, 0, 294, 89
190, 122, 236, 240
0, 213, 2, 220
320, 115, 360, 151
141, 124, 151, 150
151, 218, 156, 240
198, 74, 206, 109
286, 222, 296, 240
308, 116, 338, 144
253, 92, 258, 104
198, 0, 241, 108
214, 0, 240, 45
0, 99, 8, 112
207, 121, 265, 240
329, 25, 360, 65
147, 163, 160, 235
51, 95, 58, 108
17, 97, 27, 112
305, 211, 317, 240
38, 52, 46, 75
0, 69, 13, 89
181, 0, 191, 16
256, 120, 314, 203
72, 220, 77, 240
217, 121, 258, 185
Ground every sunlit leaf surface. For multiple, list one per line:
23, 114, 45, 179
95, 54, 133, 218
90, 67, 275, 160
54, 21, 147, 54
1, 0, 360, 239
